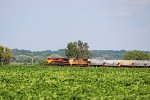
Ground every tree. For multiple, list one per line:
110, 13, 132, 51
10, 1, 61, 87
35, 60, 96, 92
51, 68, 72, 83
14, 55, 43, 65
65, 40, 90, 59
123, 50, 149, 60
0, 45, 13, 65
0, 45, 4, 64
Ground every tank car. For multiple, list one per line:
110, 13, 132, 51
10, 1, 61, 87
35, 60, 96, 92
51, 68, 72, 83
117, 60, 134, 67
132, 60, 145, 68
88, 58, 104, 66
144, 60, 150, 67
118, 60, 150, 68
103, 60, 119, 67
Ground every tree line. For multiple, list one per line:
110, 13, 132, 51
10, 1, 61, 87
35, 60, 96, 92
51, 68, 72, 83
123, 50, 150, 60
12, 48, 129, 60
0, 41, 150, 65
65, 41, 150, 60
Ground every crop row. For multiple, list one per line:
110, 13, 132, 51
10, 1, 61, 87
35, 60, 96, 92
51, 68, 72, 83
0, 65, 150, 99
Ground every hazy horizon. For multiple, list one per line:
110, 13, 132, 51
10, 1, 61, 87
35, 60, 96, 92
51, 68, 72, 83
1, 0, 150, 51
12, 48, 150, 52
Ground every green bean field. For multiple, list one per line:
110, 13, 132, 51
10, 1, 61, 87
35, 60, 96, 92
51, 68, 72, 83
0, 65, 150, 100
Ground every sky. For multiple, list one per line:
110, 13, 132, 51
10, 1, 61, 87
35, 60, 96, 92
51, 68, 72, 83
0, 0, 150, 51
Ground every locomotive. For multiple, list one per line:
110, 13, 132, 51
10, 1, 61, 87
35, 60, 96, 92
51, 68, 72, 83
47, 58, 150, 68
47, 58, 89, 66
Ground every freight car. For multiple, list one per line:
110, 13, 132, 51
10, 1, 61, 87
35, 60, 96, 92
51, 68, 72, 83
47, 58, 150, 68
88, 58, 104, 66
89, 59, 150, 68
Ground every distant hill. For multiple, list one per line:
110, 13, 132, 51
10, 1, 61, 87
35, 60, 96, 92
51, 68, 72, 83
90, 50, 127, 60
12, 49, 66, 57
12, 49, 150, 59
12, 49, 129, 59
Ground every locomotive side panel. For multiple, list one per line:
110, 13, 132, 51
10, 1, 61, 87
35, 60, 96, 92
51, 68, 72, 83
69, 59, 89, 66
47, 58, 70, 66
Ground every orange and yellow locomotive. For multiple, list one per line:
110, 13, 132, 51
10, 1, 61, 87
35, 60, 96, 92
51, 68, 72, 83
47, 58, 89, 66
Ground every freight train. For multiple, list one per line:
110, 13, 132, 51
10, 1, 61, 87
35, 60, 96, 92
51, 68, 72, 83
47, 58, 150, 68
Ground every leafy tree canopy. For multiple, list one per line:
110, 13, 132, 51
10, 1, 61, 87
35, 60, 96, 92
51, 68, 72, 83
123, 50, 149, 60
0, 45, 13, 64
65, 40, 90, 59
